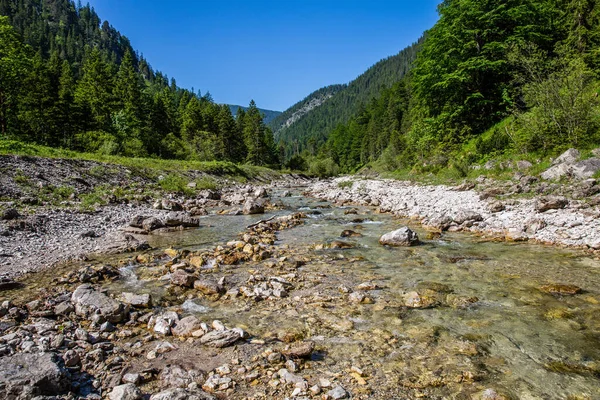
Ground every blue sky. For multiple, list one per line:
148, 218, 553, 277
87, 0, 440, 111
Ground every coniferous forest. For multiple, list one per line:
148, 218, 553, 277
1, 0, 600, 175
287, 0, 600, 175
0, 0, 279, 166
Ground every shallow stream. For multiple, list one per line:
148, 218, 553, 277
5, 189, 600, 399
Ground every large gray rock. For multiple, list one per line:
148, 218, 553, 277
571, 158, 600, 179
379, 227, 420, 247
552, 148, 580, 165
71, 284, 128, 323
535, 196, 568, 212
541, 163, 571, 180
0, 353, 71, 398
165, 212, 201, 227
150, 388, 214, 400
242, 199, 265, 215
199, 329, 242, 348
121, 292, 152, 308
109, 383, 142, 400
171, 315, 203, 337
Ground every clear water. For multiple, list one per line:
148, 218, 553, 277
3, 188, 600, 399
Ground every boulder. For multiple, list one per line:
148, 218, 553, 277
379, 227, 420, 247
571, 158, 600, 179
0, 353, 71, 398
108, 383, 142, 400
129, 215, 148, 228
540, 163, 571, 180
516, 160, 533, 170
552, 148, 580, 165
165, 212, 200, 228
172, 315, 204, 337
1, 208, 20, 221
150, 388, 215, 400
142, 217, 164, 231
281, 341, 315, 358
243, 199, 265, 215
121, 292, 152, 308
535, 196, 568, 212
200, 329, 242, 348
194, 279, 223, 295
170, 270, 196, 287
71, 284, 128, 323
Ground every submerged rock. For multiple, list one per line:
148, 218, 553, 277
539, 284, 582, 296
379, 227, 420, 247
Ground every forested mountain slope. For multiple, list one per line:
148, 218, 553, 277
0, 0, 278, 165
274, 40, 422, 159
308, 0, 600, 176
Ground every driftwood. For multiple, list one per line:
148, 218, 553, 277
246, 215, 276, 229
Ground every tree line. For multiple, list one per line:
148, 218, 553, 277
0, 0, 278, 165
298, 0, 600, 175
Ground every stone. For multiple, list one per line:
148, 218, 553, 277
541, 163, 571, 180
243, 199, 265, 215
281, 341, 315, 358
150, 388, 215, 400
200, 329, 242, 348
379, 227, 420, 247
0, 353, 71, 398
553, 148, 580, 165
0, 208, 20, 220
159, 364, 203, 388
535, 196, 568, 212
151, 312, 180, 336
453, 210, 483, 225
122, 373, 142, 384
122, 292, 152, 308
129, 215, 148, 228
63, 350, 80, 367
194, 279, 224, 295
172, 316, 204, 337
329, 240, 355, 249
340, 230, 362, 238
571, 158, 600, 179
404, 291, 439, 308
539, 284, 582, 296
142, 217, 164, 231
165, 212, 201, 227
170, 269, 196, 287
109, 383, 142, 400
327, 385, 349, 399
71, 284, 128, 323
54, 301, 74, 315
516, 160, 533, 170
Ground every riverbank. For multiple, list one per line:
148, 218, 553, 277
308, 176, 600, 251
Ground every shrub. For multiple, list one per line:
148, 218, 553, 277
308, 158, 340, 178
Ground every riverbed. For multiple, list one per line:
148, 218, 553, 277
1, 185, 599, 399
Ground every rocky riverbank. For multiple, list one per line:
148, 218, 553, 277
308, 175, 600, 250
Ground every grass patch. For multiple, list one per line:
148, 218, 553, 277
0, 139, 277, 180
195, 176, 220, 190
159, 174, 194, 196
337, 180, 354, 189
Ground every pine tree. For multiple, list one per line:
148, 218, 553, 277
0, 16, 31, 137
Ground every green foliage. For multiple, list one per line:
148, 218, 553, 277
337, 180, 353, 189
195, 176, 219, 191
285, 155, 308, 171
0, 0, 278, 167
159, 174, 193, 195
308, 158, 339, 178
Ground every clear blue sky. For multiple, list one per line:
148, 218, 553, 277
87, 0, 440, 111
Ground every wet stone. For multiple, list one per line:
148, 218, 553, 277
379, 227, 420, 247
281, 341, 315, 358
170, 269, 196, 287
200, 329, 241, 348
539, 283, 582, 296
122, 292, 152, 308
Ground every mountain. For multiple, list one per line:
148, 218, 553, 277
267, 84, 345, 135
226, 105, 281, 125
272, 40, 422, 159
